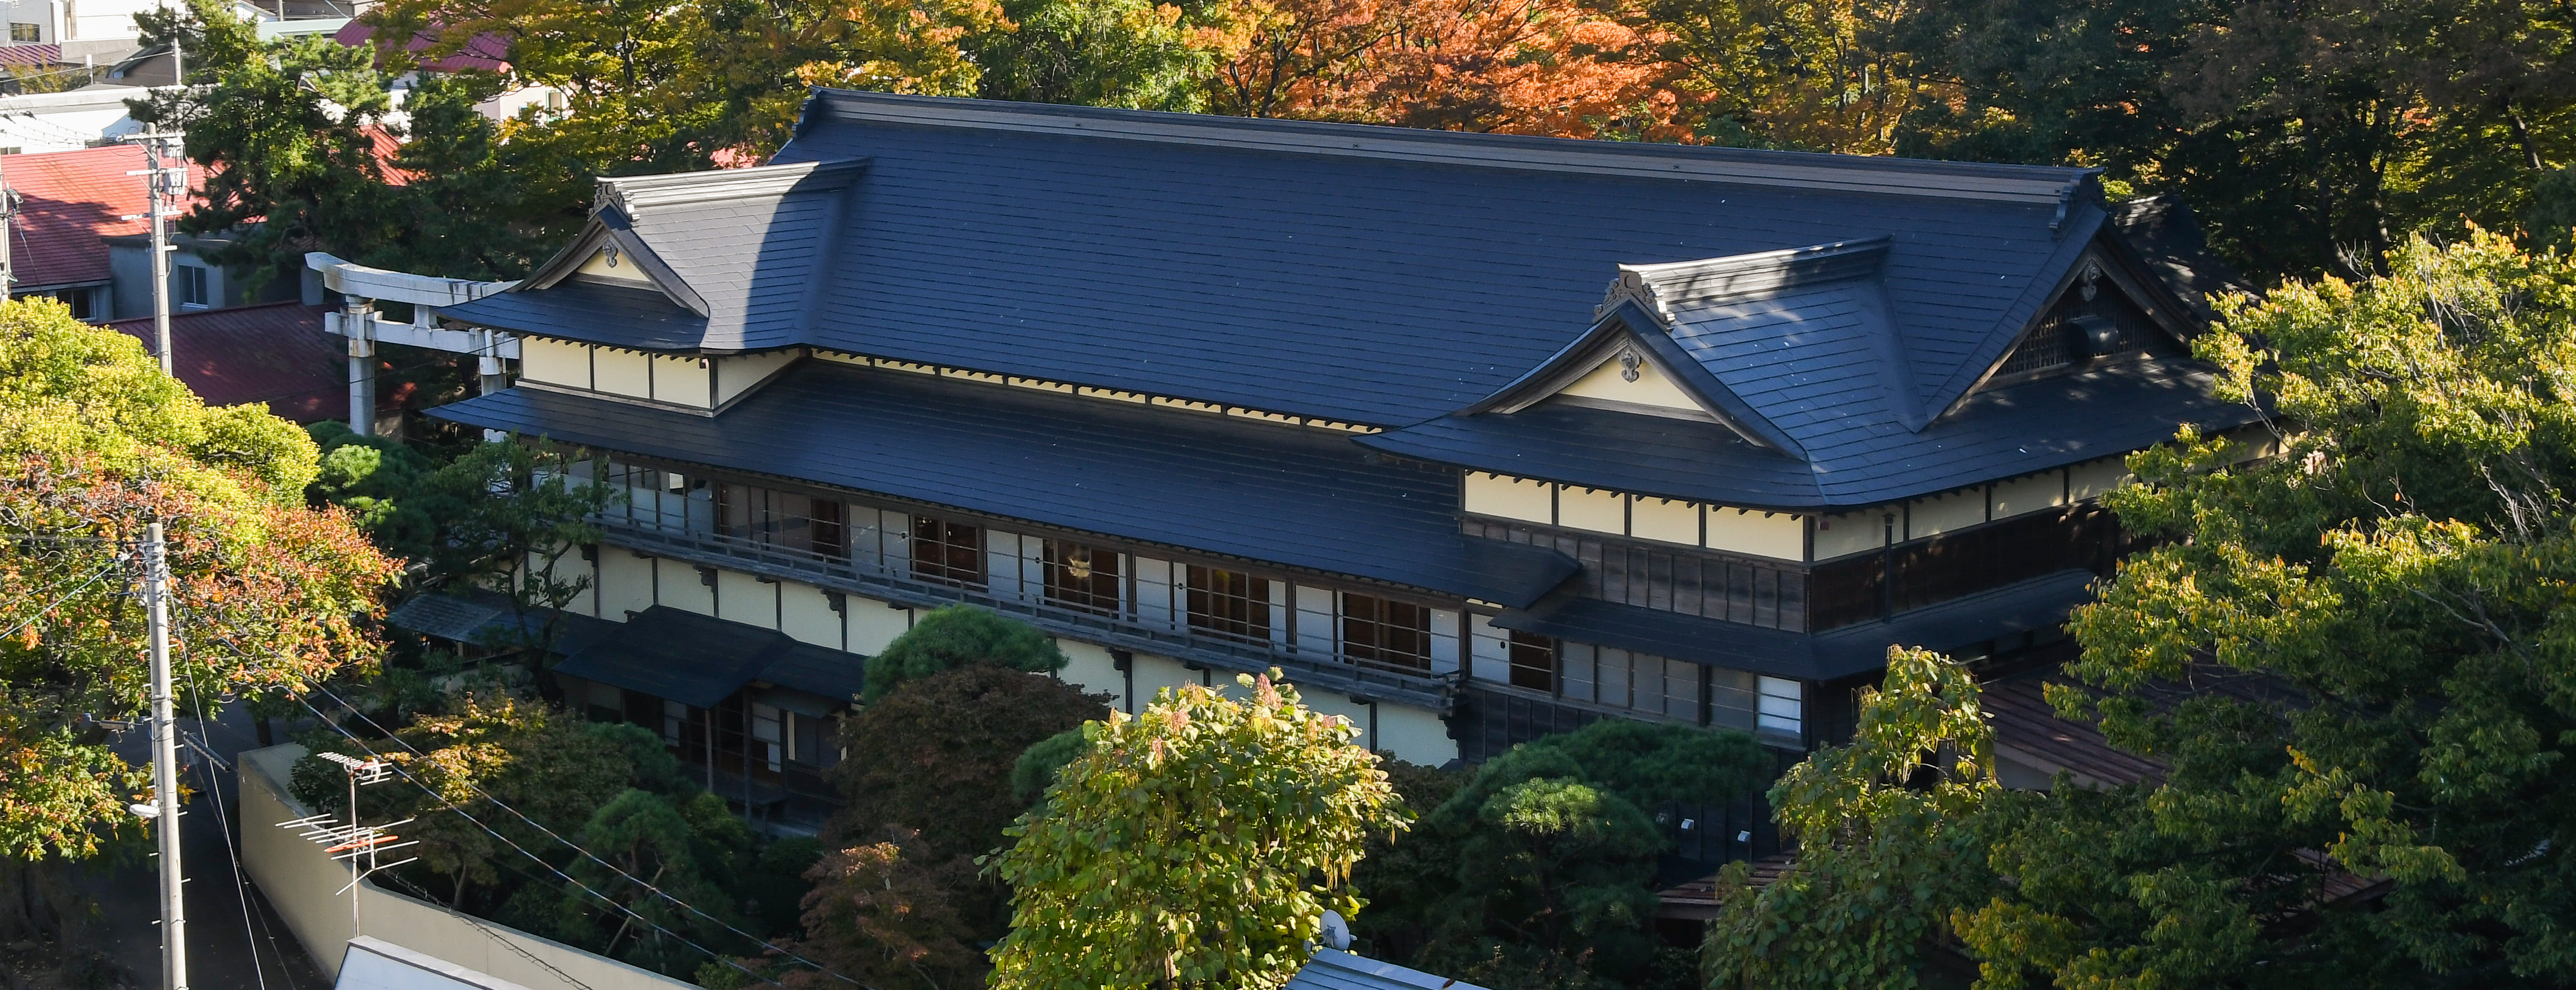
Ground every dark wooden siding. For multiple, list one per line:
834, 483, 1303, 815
1467, 520, 1808, 631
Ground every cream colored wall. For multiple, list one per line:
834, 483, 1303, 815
1375, 704, 1457, 766
591, 349, 652, 400
1555, 353, 1703, 412
1630, 497, 1699, 545
779, 580, 841, 648
717, 350, 799, 405
650, 354, 708, 407
575, 247, 656, 285
715, 569, 773, 626
1811, 511, 1885, 560
1057, 639, 1128, 712
2067, 456, 2134, 501
1557, 486, 1625, 534
519, 338, 590, 388
1907, 489, 1986, 539
1990, 472, 2066, 518
240, 744, 698, 988
1463, 472, 1552, 523
596, 549, 654, 620
659, 560, 715, 615
1705, 508, 1803, 560
846, 599, 912, 655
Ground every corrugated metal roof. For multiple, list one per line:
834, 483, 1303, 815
105, 302, 346, 423
427, 360, 1578, 606
2, 145, 204, 291
439, 90, 2117, 433
1287, 949, 1493, 990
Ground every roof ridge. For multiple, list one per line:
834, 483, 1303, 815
596, 157, 866, 213
806, 90, 2094, 206
1600, 237, 1891, 322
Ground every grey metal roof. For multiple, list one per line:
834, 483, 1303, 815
1494, 569, 2100, 681
1286, 950, 1492, 990
552, 605, 865, 708
439, 89, 2126, 434
427, 361, 1578, 607
1362, 357, 2256, 511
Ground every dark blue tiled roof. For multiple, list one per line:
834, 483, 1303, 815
428, 361, 1577, 606
1360, 358, 2258, 511
1495, 569, 2099, 681
440, 90, 2113, 430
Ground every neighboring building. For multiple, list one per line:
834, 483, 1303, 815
419, 92, 2257, 789
106, 300, 346, 422
1287, 948, 1493, 990
335, 938, 538, 990
335, 22, 563, 123
1, 143, 193, 316
0, 85, 155, 153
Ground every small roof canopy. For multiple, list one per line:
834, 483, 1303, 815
553, 606, 865, 709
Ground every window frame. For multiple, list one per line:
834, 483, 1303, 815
1341, 592, 1434, 671
909, 514, 987, 588
1185, 565, 1270, 643
1043, 539, 1123, 616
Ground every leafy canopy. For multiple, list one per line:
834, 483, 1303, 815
988, 673, 1405, 990
0, 299, 397, 860
862, 605, 1067, 701
1702, 647, 1999, 990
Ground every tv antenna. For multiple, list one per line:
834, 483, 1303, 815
278, 751, 417, 937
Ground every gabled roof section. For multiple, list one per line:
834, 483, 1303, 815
430, 90, 2121, 426
3, 145, 204, 291
476, 158, 869, 352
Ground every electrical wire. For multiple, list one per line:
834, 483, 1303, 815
375, 871, 600, 990
0, 554, 126, 641
309, 680, 864, 984
286, 691, 818, 989
178, 659, 272, 990
176, 600, 869, 986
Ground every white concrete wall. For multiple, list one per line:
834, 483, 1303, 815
237, 744, 697, 989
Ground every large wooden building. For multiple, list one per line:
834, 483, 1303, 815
420, 90, 2258, 804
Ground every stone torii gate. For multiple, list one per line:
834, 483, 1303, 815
307, 252, 518, 435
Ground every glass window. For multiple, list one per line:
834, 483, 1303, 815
9, 23, 39, 42
751, 703, 783, 772
1758, 676, 1803, 738
1185, 565, 1269, 642
811, 499, 845, 559
1507, 631, 1557, 691
173, 265, 209, 308
1043, 540, 1121, 614
910, 515, 985, 587
1343, 593, 1432, 670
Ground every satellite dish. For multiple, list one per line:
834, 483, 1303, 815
1318, 909, 1352, 950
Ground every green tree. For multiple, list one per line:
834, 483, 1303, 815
1011, 725, 1090, 805
548, 789, 751, 976
0, 298, 399, 861
862, 605, 1067, 701
987, 673, 1406, 990
400, 440, 611, 652
1942, 228, 2576, 986
1701, 647, 1998, 990
1392, 719, 1773, 986
129, 0, 401, 287
784, 829, 988, 990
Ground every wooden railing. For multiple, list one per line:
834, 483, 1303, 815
596, 520, 1462, 709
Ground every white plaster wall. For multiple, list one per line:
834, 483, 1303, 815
657, 560, 714, 616
1812, 510, 1885, 560
779, 580, 841, 648
1907, 489, 1987, 540
715, 570, 774, 627
846, 597, 912, 655
1056, 638, 1127, 711
1375, 704, 1457, 767
1556, 353, 1701, 412
715, 350, 798, 405
595, 549, 654, 620
2068, 456, 2134, 501
1990, 472, 2066, 518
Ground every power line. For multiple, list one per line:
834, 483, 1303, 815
375, 871, 599, 990
285, 691, 810, 989
0, 555, 127, 640
309, 680, 864, 984
178, 662, 271, 990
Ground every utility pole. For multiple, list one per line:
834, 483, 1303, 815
143, 522, 188, 990
2, 151, 16, 302
131, 131, 186, 374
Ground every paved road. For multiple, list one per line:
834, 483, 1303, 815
79, 703, 331, 990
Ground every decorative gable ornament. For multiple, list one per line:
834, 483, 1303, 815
1595, 270, 1673, 325
1618, 347, 1643, 382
